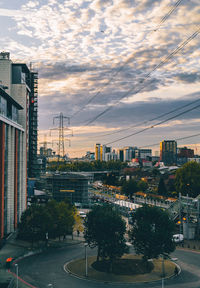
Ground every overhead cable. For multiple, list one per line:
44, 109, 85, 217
89, 97, 200, 138
84, 27, 200, 126
139, 132, 200, 149
70, 0, 184, 120
104, 102, 200, 145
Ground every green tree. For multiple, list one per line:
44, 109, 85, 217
121, 179, 138, 198
18, 200, 75, 244
18, 205, 50, 245
129, 205, 175, 262
46, 199, 75, 240
84, 204, 128, 271
137, 180, 148, 192
157, 177, 168, 196
175, 161, 200, 198
103, 173, 118, 186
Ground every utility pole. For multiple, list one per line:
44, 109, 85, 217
187, 193, 189, 240
179, 193, 182, 236
197, 199, 200, 239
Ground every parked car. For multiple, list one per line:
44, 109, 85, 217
78, 211, 87, 219
173, 234, 184, 243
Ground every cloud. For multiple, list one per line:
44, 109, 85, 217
173, 72, 200, 83
1, 0, 200, 156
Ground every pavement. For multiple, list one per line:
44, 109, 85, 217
0, 232, 84, 287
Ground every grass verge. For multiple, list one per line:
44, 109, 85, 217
67, 254, 176, 283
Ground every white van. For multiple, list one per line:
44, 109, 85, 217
173, 234, 184, 243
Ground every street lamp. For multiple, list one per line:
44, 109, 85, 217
84, 243, 88, 277
161, 255, 165, 288
15, 263, 18, 288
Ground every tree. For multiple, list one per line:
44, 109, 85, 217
129, 205, 175, 263
103, 173, 118, 186
84, 204, 128, 271
18, 205, 50, 245
137, 180, 148, 192
18, 200, 75, 244
175, 161, 200, 198
157, 177, 168, 196
121, 179, 138, 198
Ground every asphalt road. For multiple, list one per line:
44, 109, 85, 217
15, 244, 200, 288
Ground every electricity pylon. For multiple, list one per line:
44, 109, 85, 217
50, 112, 73, 159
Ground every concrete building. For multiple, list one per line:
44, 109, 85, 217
0, 85, 26, 239
118, 146, 137, 162
0, 52, 38, 178
160, 140, 177, 165
135, 149, 152, 160
118, 149, 124, 162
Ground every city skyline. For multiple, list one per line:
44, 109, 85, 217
0, 0, 200, 157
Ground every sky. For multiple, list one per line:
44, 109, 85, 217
0, 0, 200, 157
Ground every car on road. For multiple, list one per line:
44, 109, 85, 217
78, 211, 87, 219
173, 234, 184, 243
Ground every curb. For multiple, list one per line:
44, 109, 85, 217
64, 258, 181, 285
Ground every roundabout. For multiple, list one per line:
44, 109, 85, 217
65, 254, 178, 284
12, 242, 200, 288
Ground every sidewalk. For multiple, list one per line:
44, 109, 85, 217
176, 239, 200, 251
0, 233, 84, 287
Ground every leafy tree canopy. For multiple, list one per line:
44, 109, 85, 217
129, 205, 175, 262
175, 161, 200, 198
18, 200, 76, 243
121, 179, 148, 198
84, 204, 128, 266
157, 177, 168, 196
47, 160, 127, 172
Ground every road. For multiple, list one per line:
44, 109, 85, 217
15, 244, 200, 288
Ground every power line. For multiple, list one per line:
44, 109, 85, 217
104, 102, 200, 145
70, 0, 184, 120
139, 132, 200, 149
89, 97, 200, 138
84, 26, 200, 126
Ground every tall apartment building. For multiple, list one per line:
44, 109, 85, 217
28, 66, 38, 177
160, 140, 177, 165
0, 85, 26, 239
118, 146, 137, 162
0, 52, 38, 178
95, 143, 103, 161
0, 52, 38, 238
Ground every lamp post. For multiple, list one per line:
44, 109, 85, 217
15, 263, 18, 288
161, 254, 165, 288
84, 243, 88, 277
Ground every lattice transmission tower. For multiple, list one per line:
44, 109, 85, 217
50, 112, 73, 158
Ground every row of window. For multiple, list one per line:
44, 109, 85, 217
0, 95, 18, 122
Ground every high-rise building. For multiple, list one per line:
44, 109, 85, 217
0, 85, 26, 239
28, 67, 38, 177
160, 140, 177, 165
0, 52, 38, 178
95, 143, 103, 161
0, 51, 38, 239
118, 149, 124, 162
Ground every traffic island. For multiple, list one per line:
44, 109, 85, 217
65, 254, 177, 283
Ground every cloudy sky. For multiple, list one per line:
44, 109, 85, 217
1, 0, 200, 157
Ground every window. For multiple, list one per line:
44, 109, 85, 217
0, 95, 7, 116
12, 105, 18, 122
